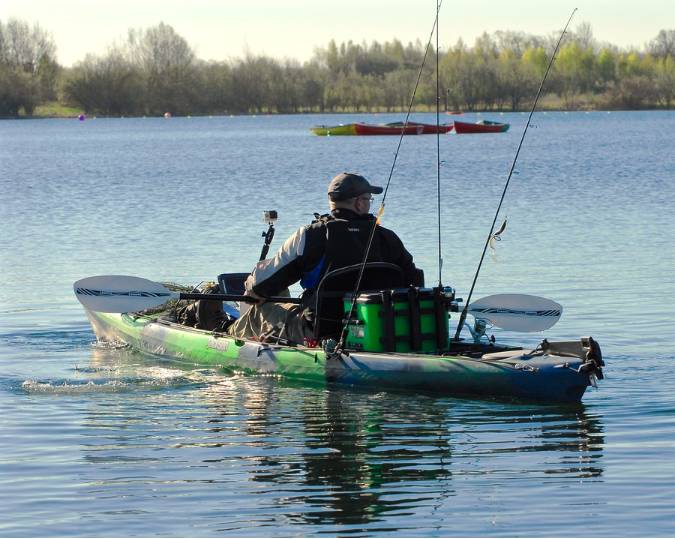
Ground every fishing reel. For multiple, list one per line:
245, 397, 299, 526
464, 318, 495, 344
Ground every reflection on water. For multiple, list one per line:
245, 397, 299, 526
73, 374, 604, 534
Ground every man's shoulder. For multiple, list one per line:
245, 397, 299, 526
377, 224, 402, 239
298, 220, 329, 243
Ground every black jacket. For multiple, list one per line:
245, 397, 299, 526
244, 208, 420, 299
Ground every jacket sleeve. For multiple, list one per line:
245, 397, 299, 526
244, 226, 308, 298
379, 228, 422, 287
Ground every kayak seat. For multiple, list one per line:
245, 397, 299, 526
313, 262, 404, 340
217, 272, 249, 295
217, 272, 250, 319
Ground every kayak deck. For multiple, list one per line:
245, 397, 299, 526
84, 309, 603, 403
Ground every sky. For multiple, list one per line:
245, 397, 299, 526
3, 0, 673, 67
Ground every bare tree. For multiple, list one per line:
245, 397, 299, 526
572, 21, 597, 53
648, 29, 675, 59
63, 50, 143, 115
0, 18, 56, 74
123, 22, 197, 115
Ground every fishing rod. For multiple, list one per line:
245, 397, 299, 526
379, 0, 444, 206
435, 0, 443, 288
452, 8, 578, 341
329, 0, 444, 355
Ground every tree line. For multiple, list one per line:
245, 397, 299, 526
1, 17, 674, 118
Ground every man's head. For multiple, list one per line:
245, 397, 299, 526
327, 172, 383, 214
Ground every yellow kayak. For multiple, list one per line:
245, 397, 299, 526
309, 124, 357, 136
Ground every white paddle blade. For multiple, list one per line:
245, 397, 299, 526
468, 294, 562, 332
74, 275, 176, 313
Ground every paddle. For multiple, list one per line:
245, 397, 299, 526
75, 276, 563, 332
467, 293, 562, 332
74, 275, 301, 313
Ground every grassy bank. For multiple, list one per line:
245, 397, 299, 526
32, 104, 84, 118
10, 96, 666, 119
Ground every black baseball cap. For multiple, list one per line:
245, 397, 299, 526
327, 172, 383, 201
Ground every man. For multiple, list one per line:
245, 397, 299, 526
227, 172, 422, 344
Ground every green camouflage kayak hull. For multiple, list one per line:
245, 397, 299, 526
84, 309, 604, 403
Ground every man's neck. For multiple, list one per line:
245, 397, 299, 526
332, 207, 372, 220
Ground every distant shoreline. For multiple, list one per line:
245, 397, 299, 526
5, 100, 673, 121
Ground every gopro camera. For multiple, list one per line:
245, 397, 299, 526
263, 210, 278, 224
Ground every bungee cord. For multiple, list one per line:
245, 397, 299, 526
452, 8, 578, 340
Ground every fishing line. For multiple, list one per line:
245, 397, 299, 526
331, 0, 444, 354
452, 8, 578, 341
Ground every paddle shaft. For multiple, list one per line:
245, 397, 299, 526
177, 292, 301, 304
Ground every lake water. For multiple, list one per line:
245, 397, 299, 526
1, 110, 674, 537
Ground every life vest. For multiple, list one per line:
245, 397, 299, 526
322, 218, 381, 276
301, 216, 382, 292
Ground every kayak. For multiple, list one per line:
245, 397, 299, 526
80, 288, 604, 403
75, 3, 602, 404
453, 120, 510, 134
309, 122, 453, 136
309, 124, 357, 136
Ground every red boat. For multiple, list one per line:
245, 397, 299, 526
354, 122, 453, 136
387, 121, 454, 134
453, 119, 510, 134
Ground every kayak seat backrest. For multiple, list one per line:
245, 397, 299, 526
314, 262, 404, 340
217, 273, 249, 295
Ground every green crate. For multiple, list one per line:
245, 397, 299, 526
344, 287, 450, 353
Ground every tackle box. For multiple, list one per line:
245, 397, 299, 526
343, 287, 452, 353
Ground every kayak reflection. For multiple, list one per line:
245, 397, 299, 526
205, 378, 605, 528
